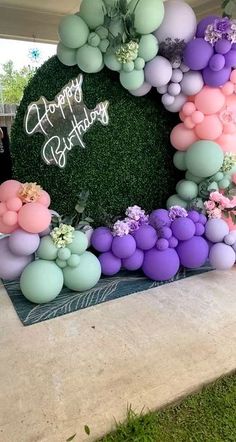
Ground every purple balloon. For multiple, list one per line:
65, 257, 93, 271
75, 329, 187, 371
156, 238, 169, 250
196, 16, 220, 38
177, 236, 209, 268
205, 219, 229, 243
209, 54, 225, 72
171, 217, 196, 241
160, 227, 172, 239
129, 82, 152, 97
99, 252, 121, 276
133, 225, 157, 251
195, 222, 205, 236
0, 237, 33, 280
149, 209, 171, 228
142, 248, 180, 281
202, 66, 231, 87
209, 243, 235, 270
91, 227, 113, 253
8, 229, 40, 256
169, 236, 178, 248
183, 38, 213, 70
215, 39, 232, 55
145, 56, 172, 88
39, 227, 51, 237
224, 50, 236, 68
112, 234, 136, 259
122, 249, 144, 271
188, 210, 200, 223
199, 214, 207, 225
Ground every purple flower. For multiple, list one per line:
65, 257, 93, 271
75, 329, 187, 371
168, 206, 188, 221
125, 205, 146, 221
214, 18, 231, 34
113, 220, 130, 237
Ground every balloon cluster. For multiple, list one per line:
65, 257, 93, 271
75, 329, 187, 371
171, 72, 236, 152
183, 16, 236, 87
57, 0, 202, 112
205, 218, 236, 270
91, 205, 214, 281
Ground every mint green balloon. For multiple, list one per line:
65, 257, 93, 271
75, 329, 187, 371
67, 254, 81, 268
219, 178, 231, 189
173, 151, 187, 171
79, 0, 106, 30
104, 51, 122, 71
123, 62, 134, 72
88, 32, 101, 47
96, 26, 109, 39
185, 141, 224, 178
20, 260, 64, 304
57, 247, 71, 261
68, 231, 88, 255
211, 172, 224, 181
166, 194, 188, 209
177, 180, 198, 201
76, 44, 103, 73
63, 251, 101, 291
138, 34, 159, 61
185, 171, 202, 184
56, 258, 67, 269
134, 57, 145, 70
120, 69, 144, 90
59, 15, 89, 49
99, 39, 109, 53
129, 0, 164, 34
57, 43, 77, 66
37, 236, 58, 260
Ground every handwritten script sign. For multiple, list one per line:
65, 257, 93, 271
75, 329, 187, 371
24, 74, 109, 168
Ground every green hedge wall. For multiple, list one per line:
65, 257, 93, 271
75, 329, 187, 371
11, 56, 179, 225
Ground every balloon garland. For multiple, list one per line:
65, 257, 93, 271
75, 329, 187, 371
0, 0, 236, 305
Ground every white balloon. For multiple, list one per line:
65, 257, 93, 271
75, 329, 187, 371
164, 93, 187, 112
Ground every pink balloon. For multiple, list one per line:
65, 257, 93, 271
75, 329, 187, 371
18, 203, 51, 234
0, 202, 7, 216
38, 190, 51, 208
216, 133, 236, 153
195, 87, 225, 114
182, 102, 196, 116
191, 111, 204, 124
170, 123, 198, 150
195, 115, 223, 140
221, 81, 234, 96
0, 218, 18, 234
0, 180, 21, 202
6, 197, 23, 212
184, 117, 195, 129
2, 210, 18, 226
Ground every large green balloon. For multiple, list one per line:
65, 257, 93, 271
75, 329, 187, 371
185, 141, 224, 178
129, 0, 164, 34
176, 180, 198, 201
20, 260, 64, 304
185, 171, 202, 184
59, 15, 89, 49
57, 43, 77, 66
166, 194, 188, 209
37, 236, 58, 260
76, 44, 103, 73
68, 231, 88, 255
104, 51, 122, 71
173, 151, 187, 171
79, 0, 106, 30
63, 251, 101, 291
138, 34, 159, 62
120, 69, 144, 90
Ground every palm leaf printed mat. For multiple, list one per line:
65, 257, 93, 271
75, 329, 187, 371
3, 266, 212, 326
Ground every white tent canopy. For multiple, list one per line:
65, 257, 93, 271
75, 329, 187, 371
0, 0, 221, 44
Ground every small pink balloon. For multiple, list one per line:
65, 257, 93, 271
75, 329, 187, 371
191, 110, 204, 124
195, 115, 223, 140
230, 69, 236, 83
221, 81, 234, 96
170, 123, 198, 151
216, 133, 236, 152
184, 116, 195, 129
0, 218, 18, 234
38, 190, 51, 208
0, 180, 21, 202
0, 202, 7, 216
18, 203, 51, 234
2, 210, 18, 226
182, 102, 196, 116
179, 111, 185, 121
6, 197, 23, 212
195, 87, 225, 114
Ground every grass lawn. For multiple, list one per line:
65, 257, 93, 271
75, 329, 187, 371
99, 373, 236, 442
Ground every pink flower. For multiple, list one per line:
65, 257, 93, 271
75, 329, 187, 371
218, 196, 232, 209
210, 191, 222, 203
208, 208, 222, 219
204, 200, 216, 210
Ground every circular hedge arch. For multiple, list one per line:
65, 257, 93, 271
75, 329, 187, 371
11, 56, 179, 225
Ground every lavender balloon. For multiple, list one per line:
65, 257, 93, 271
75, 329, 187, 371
177, 236, 209, 268
129, 82, 152, 97
91, 227, 113, 253
99, 252, 121, 276
209, 243, 235, 270
205, 219, 229, 243
122, 249, 144, 271
8, 229, 40, 256
180, 71, 204, 96
0, 237, 33, 280
133, 225, 157, 251
142, 248, 180, 281
164, 93, 187, 112
112, 234, 136, 259
145, 56, 172, 88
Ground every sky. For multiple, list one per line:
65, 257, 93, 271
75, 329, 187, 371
0, 38, 56, 73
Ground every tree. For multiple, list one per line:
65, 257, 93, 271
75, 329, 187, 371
0, 60, 35, 104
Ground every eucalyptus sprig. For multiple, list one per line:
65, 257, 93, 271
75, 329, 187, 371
51, 190, 94, 231
222, 0, 236, 18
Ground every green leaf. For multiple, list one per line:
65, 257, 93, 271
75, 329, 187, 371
119, 0, 128, 15
84, 425, 90, 436
84, 216, 94, 223
75, 204, 85, 214
66, 434, 76, 442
